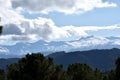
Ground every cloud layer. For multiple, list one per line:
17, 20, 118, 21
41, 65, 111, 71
12, 0, 117, 14
1, 16, 120, 45
0, 0, 119, 46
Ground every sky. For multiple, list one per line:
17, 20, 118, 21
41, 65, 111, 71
0, 0, 120, 46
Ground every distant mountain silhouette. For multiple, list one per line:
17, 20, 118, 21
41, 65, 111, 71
0, 58, 19, 70
48, 48, 120, 72
0, 48, 120, 72
1, 35, 120, 56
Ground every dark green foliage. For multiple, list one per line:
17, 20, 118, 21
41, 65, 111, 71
102, 57, 120, 80
93, 68, 103, 80
115, 57, 120, 80
107, 69, 115, 80
7, 53, 70, 80
7, 53, 55, 80
103, 75, 109, 80
0, 26, 2, 35
50, 65, 70, 80
67, 63, 94, 80
0, 68, 5, 80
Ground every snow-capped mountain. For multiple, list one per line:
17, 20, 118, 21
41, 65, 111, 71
1, 35, 120, 58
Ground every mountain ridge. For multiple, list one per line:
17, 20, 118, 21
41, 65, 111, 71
0, 35, 120, 57
0, 48, 120, 72
48, 48, 120, 72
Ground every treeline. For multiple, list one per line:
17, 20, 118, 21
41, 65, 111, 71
0, 53, 120, 80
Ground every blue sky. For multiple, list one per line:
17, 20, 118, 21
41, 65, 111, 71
21, 0, 120, 37
23, 5, 120, 27
0, 0, 120, 45
21, 0, 120, 26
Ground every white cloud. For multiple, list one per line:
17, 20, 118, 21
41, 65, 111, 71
0, 0, 11, 8
0, 0, 119, 46
0, 46, 9, 53
113, 41, 120, 45
0, 8, 23, 25
1, 16, 120, 46
62, 24, 120, 32
0, 0, 24, 28
1, 17, 88, 43
11, 0, 117, 14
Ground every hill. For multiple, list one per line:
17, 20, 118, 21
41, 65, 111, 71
0, 58, 19, 70
0, 48, 120, 72
48, 48, 120, 72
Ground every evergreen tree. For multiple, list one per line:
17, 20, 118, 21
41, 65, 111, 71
7, 53, 70, 80
0, 69, 5, 80
103, 75, 109, 80
50, 65, 71, 80
7, 53, 54, 80
93, 68, 103, 80
115, 57, 120, 80
0, 26, 2, 34
67, 63, 94, 80
107, 69, 115, 80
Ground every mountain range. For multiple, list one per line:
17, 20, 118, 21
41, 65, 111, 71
0, 48, 120, 72
48, 48, 120, 72
0, 35, 120, 58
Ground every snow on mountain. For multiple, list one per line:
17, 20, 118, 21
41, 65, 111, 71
1, 35, 120, 57
0, 46, 9, 53
67, 36, 110, 47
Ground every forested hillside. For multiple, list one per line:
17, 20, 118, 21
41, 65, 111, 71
48, 48, 120, 71
0, 53, 120, 80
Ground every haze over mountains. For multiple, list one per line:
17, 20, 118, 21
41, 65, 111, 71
0, 35, 120, 58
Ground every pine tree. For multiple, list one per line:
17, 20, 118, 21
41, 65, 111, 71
67, 63, 94, 80
7, 53, 55, 80
0, 69, 5, 80
115, 57, 120, 80
0, 26, 2, 34
7, 53, 70, 80
93, 68, 103, 80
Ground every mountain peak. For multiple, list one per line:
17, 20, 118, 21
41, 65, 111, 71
1, 35, 120, 57
79, 35, 105, 40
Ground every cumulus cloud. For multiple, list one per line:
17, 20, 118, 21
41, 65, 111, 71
0, 0, 11, 8
1, 16, 120, 46
11, 0, 117, 14
0, 0, 24, 26
3, 24, 22, 35
0, 0, 119, 46
1, 17, 84, 43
